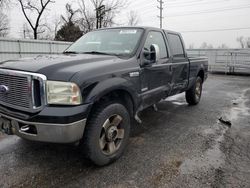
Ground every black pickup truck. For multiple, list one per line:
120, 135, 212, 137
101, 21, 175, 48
0, 27, 208, 165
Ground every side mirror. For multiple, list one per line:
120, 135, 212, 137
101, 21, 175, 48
142, 44, 160, 66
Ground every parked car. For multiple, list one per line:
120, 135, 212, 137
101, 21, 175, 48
0, 27, 208, 165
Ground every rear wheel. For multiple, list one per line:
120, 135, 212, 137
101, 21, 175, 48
83, 101, 130, 166
185, 76, 203, 105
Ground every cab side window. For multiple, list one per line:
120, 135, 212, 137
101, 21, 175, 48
168, 34, 185, 57
144, 31, 168, 60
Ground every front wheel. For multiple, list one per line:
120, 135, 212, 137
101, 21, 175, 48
82, 102, 130, 166
185, 76, 203, 105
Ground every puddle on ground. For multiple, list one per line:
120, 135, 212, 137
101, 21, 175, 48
226, 89, 250, 123
180, 125, 227, 174
202, 127, 216, 136
180, 88, 250, 175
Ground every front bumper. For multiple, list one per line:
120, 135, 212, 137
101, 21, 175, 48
0, 113, 87, 143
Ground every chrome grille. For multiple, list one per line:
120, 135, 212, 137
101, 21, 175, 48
0, 74, 31, 108
0, 69, 47, 112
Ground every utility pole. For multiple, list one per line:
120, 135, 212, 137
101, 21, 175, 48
23, 29, 26, 39
157, 0, 164, 29
96, 5, 105, 29
23, 24, 27, 39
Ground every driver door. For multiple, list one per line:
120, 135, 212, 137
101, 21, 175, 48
140, 31, 172, 107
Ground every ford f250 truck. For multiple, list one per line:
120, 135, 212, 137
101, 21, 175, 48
0, 27, 208, 165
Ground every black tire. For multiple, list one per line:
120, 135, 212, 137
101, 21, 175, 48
82, 101, 130, 166
185, 76, 203, 105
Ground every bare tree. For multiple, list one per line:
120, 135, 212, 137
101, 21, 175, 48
0, 0, 10, 37
218, 43, 229, 49
19, 22, 32, 38
95, 0, 127, 28
55, 3, 82, 42
200, 42, 213, 49
17, 0, 54, 39
237, 36, 245, 48
200, 42, 208, 49
0, 0, 4, 7
61, 3, 79, 24
37, 14, 61, 40
188, 43, 194, 49
51, 16, 61, 39
0, 11, 8, 37
246, 38, 250, 48
78, 0, 127, 30
78, 0, 95, 34
127, 11, 139, 26
0, 0, 11, 8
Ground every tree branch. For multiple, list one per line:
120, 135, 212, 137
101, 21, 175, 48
18, 0, 54, 39
26, 2, 40, 14
18, 0, 35, 30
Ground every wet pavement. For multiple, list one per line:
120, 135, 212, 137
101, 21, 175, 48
0, 74, 250, 188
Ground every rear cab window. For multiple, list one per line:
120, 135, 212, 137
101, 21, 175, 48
166, 32, 185, 58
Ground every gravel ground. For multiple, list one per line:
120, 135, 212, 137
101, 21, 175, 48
0, 74, 249, 188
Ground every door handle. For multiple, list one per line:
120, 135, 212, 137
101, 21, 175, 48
169, 65, 173, 72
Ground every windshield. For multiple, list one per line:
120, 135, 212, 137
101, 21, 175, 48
65, 28, 144, 57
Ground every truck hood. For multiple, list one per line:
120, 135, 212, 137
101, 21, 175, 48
0, 54, 124, 81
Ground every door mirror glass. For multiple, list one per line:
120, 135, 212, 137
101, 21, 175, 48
142, 44, 160, 66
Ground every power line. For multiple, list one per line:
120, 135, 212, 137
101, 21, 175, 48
129, 1, 155, 7
167, 0, 201, 3
166, 4, 250, 17
165, 0, 248, 6
126, 2, 250, 18
180, 27, 250, 33
127, 5, 250, 18
166, 0, 213, 6
165, 0, 230, 8
157, 0, 164, 29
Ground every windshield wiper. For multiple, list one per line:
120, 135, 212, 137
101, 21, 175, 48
63, 51, 78, 54
82, 51, 116, 56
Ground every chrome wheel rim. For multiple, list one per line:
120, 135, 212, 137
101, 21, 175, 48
195, 80, 202, 100
99, 114, 124, 155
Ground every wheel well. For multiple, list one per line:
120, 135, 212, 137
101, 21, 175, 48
198, 70, 205, 82
90, 90, 135, 118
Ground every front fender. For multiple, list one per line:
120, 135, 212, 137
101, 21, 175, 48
84, 77, 139, 106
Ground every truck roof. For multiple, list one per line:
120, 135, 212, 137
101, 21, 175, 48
96, 26, 181, 36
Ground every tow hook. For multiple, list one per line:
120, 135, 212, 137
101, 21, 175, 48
20, 125, 30, 132
19, 124, 37, 135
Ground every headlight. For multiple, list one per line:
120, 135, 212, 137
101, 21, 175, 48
46, 81, 82, 105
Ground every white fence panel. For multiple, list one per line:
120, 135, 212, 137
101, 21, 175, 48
0, 38, 72, 62
187, 49, 250, 74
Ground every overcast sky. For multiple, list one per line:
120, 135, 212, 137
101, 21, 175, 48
8, 0, 250, 48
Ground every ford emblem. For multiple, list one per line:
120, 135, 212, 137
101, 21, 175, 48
0, 85, 9, 94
